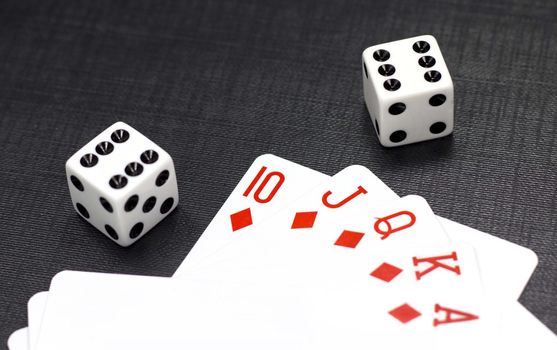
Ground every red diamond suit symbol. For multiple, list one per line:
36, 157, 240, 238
370, 262, 403, 282
291, 211, 318, 229
334, 230, 365, 248
230, 208, 253, 231
389, 303, 422, 324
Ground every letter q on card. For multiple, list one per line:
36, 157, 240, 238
373, 211, 416, 240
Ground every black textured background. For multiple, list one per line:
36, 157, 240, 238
0, 0, 555, 346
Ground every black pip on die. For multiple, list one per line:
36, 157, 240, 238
362, 35, 454, 147
66, 122, 179, 247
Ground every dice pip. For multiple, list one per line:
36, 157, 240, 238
66, 122, 179, 247
362, 35, 454, 147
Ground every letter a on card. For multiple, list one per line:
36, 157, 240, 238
433, 304, 479, 327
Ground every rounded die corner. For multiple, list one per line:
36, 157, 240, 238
417, 34, 437, 42
361, 46, 375, 59
110, 120, 133, 130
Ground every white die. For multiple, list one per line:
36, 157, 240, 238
65, 121, 179, 247
362, 35, 454, 147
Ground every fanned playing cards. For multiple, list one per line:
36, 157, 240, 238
8, 155, 555, 350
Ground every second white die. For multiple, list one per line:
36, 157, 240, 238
362, 34, 454, 147
65, 121, 179, 247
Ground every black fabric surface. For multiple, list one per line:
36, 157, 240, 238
0, 0, 555, 346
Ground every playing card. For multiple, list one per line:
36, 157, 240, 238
34, 271, 319, 350
28, 291, 48, 350
173, 154, 330, 273
7, 328, 28, 350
